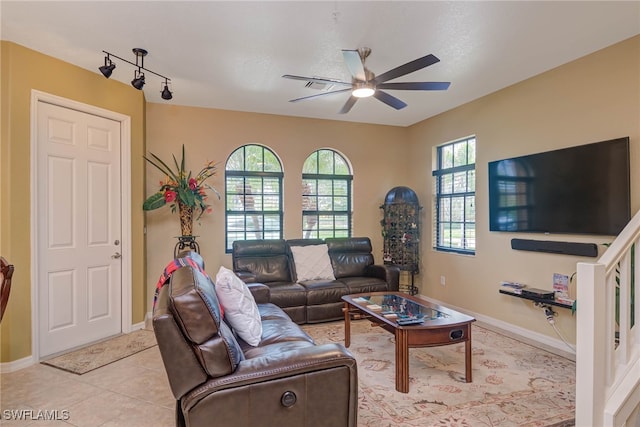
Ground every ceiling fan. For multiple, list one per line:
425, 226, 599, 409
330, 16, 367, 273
282, 47, 450, 114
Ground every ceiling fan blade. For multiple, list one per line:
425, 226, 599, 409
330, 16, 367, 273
282, 74, 352, 86
373, 90, 407, 110
289, 88, 352, 103
377, 81, 451, 91
374, 54, 440, 84
338, 96, 358, 114
342, 49, 366, 81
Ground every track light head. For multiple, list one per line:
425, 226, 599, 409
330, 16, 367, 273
161, 81, 173, 100
99, 56, 115, 78
131, 71, 145, 90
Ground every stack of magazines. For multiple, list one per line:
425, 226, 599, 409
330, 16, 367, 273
500, 281, 526, 294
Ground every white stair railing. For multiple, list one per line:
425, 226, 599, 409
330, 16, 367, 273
576, 210, 640, 426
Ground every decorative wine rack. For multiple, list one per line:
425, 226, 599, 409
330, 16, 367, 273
381, 186, 421, 295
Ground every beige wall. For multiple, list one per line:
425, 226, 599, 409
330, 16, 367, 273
407, 35, 640, 343
2, 34, 638, 363
0, 42, 147, 363
144, 105, 411, 309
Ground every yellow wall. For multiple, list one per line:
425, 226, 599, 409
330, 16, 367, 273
0, 42, 147, 363
144, 105, 411, 306
408, 35, 640, 342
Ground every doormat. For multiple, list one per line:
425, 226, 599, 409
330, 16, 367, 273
41, 329, 157, 375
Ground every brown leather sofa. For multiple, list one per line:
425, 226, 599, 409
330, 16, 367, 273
153, 253, 358, 427
232, 237, 400, 324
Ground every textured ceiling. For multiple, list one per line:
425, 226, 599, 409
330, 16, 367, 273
2, 1, 639, 126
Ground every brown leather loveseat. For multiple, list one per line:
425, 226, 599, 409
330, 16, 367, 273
153, 254, 358, 427
232, 237, 400, 324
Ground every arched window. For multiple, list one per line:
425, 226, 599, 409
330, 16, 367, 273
225, 144, 283, 252
302, 149, 352, 239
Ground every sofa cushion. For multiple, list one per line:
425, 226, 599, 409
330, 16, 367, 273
290, 244, 336, 282
233, 239, 288, 257
301, 280, 349, 305
234, 255, 291, 283
257, 303, 294, 321
197, 321, 245, 378
169, 267, 223, 342
168, 266, 244, 378
326, 237, 375, 278
232, 239, 293, 283
338, 276, 389, 294
330, 252, 374, 278
241, 340, 315, 360
215, 266, 263, 347
267, 282, 308, 307
258, 318, 315, 346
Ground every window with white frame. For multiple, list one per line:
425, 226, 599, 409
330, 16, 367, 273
302, 149, 352, 239
225, 144, 283, 252
433, 136, 476, 254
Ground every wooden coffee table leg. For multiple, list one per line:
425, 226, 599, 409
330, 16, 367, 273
465, 326, 472, 382
343, 302, 351, 348
395, 328, 409, 393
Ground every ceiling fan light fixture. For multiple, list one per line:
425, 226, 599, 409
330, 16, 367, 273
283, 48, 450, 114
352, 82, 375, 98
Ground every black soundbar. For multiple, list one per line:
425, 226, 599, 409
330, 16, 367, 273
511, 238, 598, 257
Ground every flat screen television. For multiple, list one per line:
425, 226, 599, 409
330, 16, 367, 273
488, 137, 631, 235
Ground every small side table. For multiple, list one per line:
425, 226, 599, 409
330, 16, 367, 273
174, 236, 200, 258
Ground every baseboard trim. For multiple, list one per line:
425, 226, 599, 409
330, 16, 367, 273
144, 311, 153, 329
0, 355, 35, 373
131, 320, 147, 331
419, 294, 576, 361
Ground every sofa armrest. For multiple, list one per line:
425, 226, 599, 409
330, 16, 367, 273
181, 343, 357, 426
365, 264, 400, 292
246, 282, 270, 304
235, 270, 257, 283
213, 343, 355, 388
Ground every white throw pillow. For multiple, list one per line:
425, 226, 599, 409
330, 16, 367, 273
290, 244, 336, 283
214, 266, 262, 346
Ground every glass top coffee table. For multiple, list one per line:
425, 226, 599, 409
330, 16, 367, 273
342, 291, 476, 393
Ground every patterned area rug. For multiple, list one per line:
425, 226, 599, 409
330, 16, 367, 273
302, 321, 575, 427
42, 329, 157, 375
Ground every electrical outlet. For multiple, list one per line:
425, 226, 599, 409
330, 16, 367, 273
440, 276, 446, 286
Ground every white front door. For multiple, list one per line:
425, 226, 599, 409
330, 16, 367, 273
37, 101, 122, 357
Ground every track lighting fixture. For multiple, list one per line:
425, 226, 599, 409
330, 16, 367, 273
131, 70, 145, 90
161, 79, 173, 100
98, 48, 173, 100
99, 55, 116, 78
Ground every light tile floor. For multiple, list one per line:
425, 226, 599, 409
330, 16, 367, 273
0, 346, 174, 427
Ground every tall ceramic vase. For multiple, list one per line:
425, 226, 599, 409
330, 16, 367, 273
178, 201, 194, 236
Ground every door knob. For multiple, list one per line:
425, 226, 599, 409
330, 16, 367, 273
111, 252, 122, 259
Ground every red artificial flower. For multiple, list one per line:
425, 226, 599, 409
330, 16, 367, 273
164, 190, 177, 203
189, 178, 198, 191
